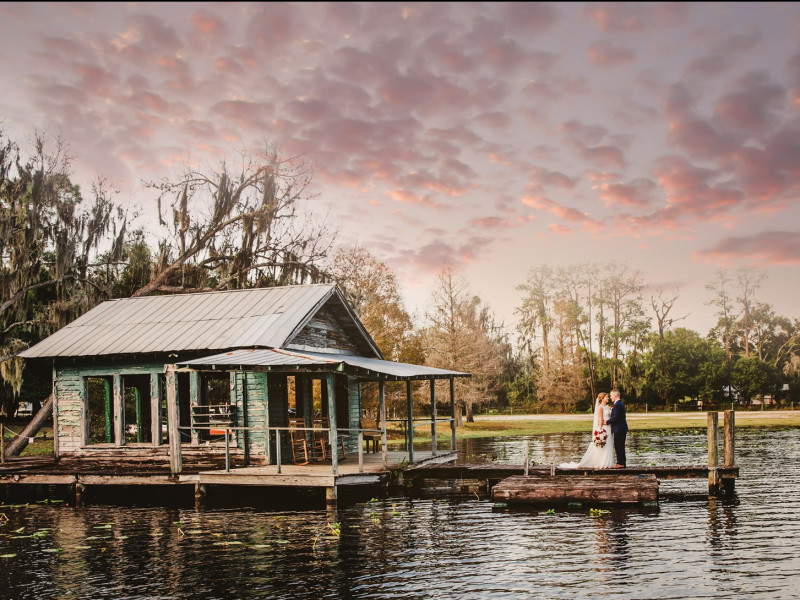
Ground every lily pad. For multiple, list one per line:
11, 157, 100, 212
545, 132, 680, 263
0, 554, 17, 558
42, 548, 61, 553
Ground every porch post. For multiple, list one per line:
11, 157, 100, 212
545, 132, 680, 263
189, 371, 200, 445
103, 378, 113, 444
150, 373, 162, 446
450, 377, 456, 450
326, 373, 339, 475
134, 386, 144, 443
165, 366, 182, 474
52, 363, 60, 459
300, 375, 313, 426
430, 379, 437, 456
379, 380, 387, 469
406, 379, 414, 464
241, 372, 249, 466
113, 373, 124, 446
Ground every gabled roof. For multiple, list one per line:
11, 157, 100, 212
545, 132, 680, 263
177, 348, 470, 381
19, 284, 382, 359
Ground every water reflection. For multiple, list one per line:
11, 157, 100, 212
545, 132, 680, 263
1, 427, 799, 599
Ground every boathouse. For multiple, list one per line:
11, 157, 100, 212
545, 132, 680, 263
17, 284, 469, 486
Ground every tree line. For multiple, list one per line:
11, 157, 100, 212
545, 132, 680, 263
2, 130, 798, 419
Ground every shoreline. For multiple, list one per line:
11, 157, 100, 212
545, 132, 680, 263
449, 410, 800, 439
473, 410, 800, 423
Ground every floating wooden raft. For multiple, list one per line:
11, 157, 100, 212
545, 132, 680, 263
492, 474, 659, 507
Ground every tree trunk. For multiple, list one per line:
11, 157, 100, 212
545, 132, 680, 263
4, 394, 53, 457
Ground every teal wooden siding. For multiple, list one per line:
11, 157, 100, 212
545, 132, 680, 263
54, 362, 166, 453
347, 376, 361, 453
229, 371, 270, 461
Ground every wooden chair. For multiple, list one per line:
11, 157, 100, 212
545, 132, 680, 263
360, 417, 381, 453
312, 417, 346, 461
289, 418, 310, 465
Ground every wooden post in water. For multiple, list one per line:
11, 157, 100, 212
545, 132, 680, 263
1, 422, 5, 465
75, 482, 86, 507
523, 440, 529, 476
707, 411, 720, 494
195, 482, 206, 509
723, 410, 736, 493
326, 486, 337, 505
723, 410, 735, 466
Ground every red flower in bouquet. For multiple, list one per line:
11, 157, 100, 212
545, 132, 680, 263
593, 428, 608, 448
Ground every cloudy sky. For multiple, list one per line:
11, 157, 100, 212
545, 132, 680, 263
1, 2, 799, 335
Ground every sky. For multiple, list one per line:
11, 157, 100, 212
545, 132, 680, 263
1, 2, 799, 338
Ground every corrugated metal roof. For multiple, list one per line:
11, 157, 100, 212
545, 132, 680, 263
19, 284, 359, 359
177, 348, 471, 380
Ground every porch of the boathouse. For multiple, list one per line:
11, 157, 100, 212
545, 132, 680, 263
166, 347, 470, 501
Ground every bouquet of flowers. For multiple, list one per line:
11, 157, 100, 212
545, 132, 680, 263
593, 428, 608, 448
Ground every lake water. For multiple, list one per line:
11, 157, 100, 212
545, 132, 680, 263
2, 427, 799, 599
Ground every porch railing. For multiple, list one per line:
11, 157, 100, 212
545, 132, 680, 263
174, 417, 456, 476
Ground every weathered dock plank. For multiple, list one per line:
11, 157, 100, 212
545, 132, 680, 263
492, 474, 659, 506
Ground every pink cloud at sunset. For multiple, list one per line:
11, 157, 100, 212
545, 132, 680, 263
696, 232, 800, 265
0, 2, 799, 333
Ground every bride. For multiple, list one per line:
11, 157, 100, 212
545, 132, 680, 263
562, 393, 616, 469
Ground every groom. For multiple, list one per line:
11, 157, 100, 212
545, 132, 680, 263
605, 389, 628, 468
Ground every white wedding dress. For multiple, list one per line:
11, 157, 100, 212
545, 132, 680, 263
560, 403, 616, 469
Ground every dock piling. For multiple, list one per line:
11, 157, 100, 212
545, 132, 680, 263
723, 410, 736, 493
523, 440, 529, 476
707, 411, 720, 494
195, 482, 206, 508
75, 482, 86, 507
325, 486, 337, 505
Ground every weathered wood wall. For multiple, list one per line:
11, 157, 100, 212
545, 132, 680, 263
54, 363, 165, 453
289, 303, 361, 353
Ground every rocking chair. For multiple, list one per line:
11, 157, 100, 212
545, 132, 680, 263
289, 418, 310, 465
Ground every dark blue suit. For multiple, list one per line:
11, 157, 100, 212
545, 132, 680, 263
606, 399, 628, 466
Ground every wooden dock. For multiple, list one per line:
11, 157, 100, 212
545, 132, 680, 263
1, 410, 740, 507
0, 447, 457, 504
412, 410, 740, 506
